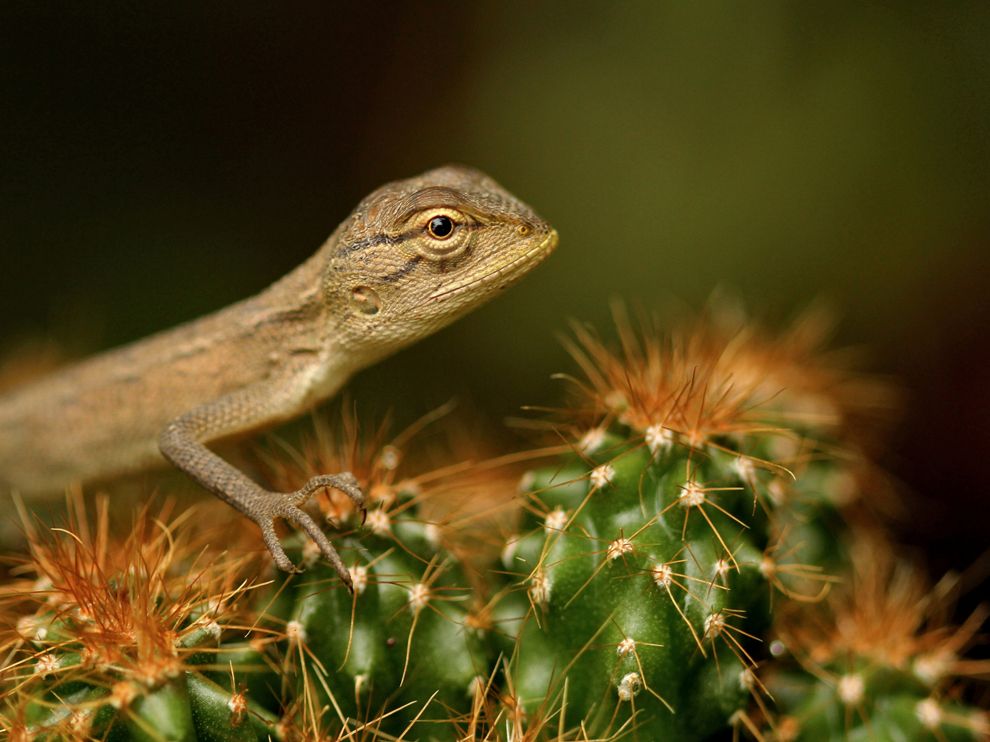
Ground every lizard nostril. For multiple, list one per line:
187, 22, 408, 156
517, 224, 531, 237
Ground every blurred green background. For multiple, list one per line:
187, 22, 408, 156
2, 3, 988, 576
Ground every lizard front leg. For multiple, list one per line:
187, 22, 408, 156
158, 384, 364, 587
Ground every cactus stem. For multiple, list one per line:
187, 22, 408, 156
611, 624, 675, 713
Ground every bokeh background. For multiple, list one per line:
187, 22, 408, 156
2, 4, 988, 582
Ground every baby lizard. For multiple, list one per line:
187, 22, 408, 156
0, 165, 558, 588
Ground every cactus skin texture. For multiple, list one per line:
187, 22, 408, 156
0, 498, 279, 741
490, 305, 895, 739
755, 537, 990, 741
1, 494, 490, 742
496, 434, 770, 739
0, 407, 503, 741
4, 306, 987, 741
235, 489, 492, 740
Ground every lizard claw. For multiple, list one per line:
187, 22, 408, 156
293, 472, 365, 511
253, 474, 364, 590
278, 501, 353, 590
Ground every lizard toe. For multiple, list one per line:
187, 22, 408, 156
259, 518, 300, 573
282, 504, 353, 592
292, 473, 365, 511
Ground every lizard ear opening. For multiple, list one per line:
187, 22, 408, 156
349, 286, 381, 315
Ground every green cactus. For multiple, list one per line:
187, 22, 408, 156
222, 413, 500, 739
489, 306, 875, 739
495, 439, 764, 738
0, 415, 498, 741
2, 306, 986, 741
0, 497, 279, 741
753, 536, 989, 741
228, 490, 493, 740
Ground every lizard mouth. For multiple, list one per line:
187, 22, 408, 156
422, 228, 559, 306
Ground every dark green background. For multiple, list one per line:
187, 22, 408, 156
2, 4, 988, 577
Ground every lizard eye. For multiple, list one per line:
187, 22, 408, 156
427, 215, 455, 240
415, 209, 471, 260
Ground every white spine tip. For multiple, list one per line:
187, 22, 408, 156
408, 582, 430, 612
916, 698, 942, 729
645, 424, 674, 455
607, 537, 634, 561
617, 672, 642, 701
837, 673, 864, 706
590, 463, 616, 489
544, 507, 568, 533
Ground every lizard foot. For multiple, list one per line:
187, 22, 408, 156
254, 472, 366, 590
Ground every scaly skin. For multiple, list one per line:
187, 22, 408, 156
0, 165, 557, 585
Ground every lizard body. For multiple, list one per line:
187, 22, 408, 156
0, 165, 557, 585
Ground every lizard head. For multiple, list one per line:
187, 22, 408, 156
325, 165, 557, 360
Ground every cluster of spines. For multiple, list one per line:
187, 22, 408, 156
742, 534, 990, 741
2, 304, 986, 741
0, 413, 501, 741
246, 410, 501, 738
486, 304, 895, 739
0, 494, 276, 741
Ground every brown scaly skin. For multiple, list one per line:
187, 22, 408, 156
0, 165, 557, 586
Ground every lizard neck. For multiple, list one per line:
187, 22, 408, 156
248, 228, 364, 410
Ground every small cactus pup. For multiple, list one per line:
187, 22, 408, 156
0, 493, 278, 741
494, 305, 873, 739
236, 411, 500, 739
751, 534, 989, 741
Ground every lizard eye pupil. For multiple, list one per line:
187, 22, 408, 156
427, 215, 455, 239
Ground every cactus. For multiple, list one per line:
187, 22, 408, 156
489, 305, 879, 739
0, 413, 498, 741
750, 534, 989, 741
2, 304, 986, 741
0, 495, 279, 741
233, 495, 493, 740
235, 411, 500, 739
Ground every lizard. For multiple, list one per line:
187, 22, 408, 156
0, 165, 558, 589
